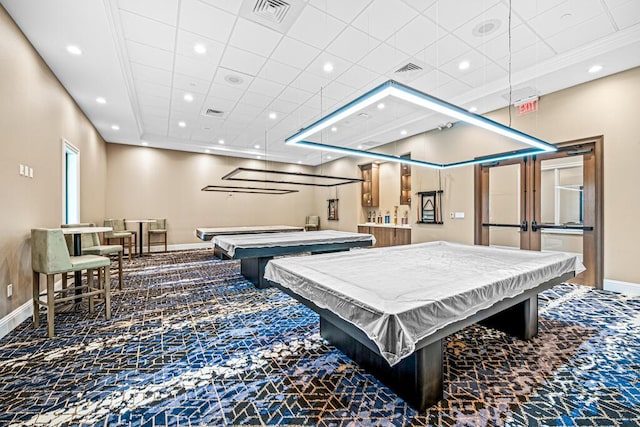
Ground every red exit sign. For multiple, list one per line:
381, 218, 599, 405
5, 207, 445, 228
517, 98, 538, 115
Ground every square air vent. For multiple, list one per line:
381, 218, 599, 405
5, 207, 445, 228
393, 60, 429, 83
203, 108, 225, 118
240, 0, 305, 33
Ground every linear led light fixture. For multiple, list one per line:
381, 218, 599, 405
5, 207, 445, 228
222, 167, 363, 187
201, 185, 298, 195
285, 80, 557, 169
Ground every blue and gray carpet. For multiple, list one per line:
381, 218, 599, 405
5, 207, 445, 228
0, 250, 638, 426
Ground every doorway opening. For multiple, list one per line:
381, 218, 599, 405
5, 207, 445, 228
62, 139, 80, 225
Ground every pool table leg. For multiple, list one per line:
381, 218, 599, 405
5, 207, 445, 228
240, 257, 272, 289
320, 317, 443, 411
478, 295, 538, 339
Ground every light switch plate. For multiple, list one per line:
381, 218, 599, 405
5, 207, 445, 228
19, 164, 24, 175
454, 212, 465, 219
29, 167, 33, 178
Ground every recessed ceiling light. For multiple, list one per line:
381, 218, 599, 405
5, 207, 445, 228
66, 45, 82, 55
254, 144, 260, 149
269, 112, 277, 120
331, 126, 337, 132
560, 13, 572, 20
178, 121, 186, 127
323, 62, 334, 73
357, 145, 363, 149
141, 142, 148, 146
111, 125, 120, 131
194, 43, 207, 54
218, 139, 225, 144
458, 60, 470, 71
205, 149, 211, 153
327, 155, 332, 159
297, 160, 302, 164
377, 103, 385, 109
588, 64, 603, 73
358, 113, 369, 118
400, 130, 407, 136
469, 106, 478, 112
257, 155, 262, 159
96, 97, 106, 104
184, 93, 194, 102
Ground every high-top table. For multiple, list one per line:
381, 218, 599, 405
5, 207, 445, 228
61, 226, 112, 300
125, 219, 155, 255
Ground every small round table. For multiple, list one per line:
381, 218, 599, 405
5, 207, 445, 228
125, 220, 155, 255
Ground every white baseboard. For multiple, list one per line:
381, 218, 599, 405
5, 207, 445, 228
604, 279, 640, 296
167, 242, 211, 251
0, 300, 33, 340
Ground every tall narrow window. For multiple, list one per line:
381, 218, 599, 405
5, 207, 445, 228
62, 140, 80, 224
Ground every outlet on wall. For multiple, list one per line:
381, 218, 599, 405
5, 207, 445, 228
7, 283, 13, 298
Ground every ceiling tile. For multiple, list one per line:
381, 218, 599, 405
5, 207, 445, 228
322, 80, 358, 101
545, 15, 615, 53
175, 30, 225, 62
173, 73, 212, 95
291, 71, 328, 94
118, 0, 179, 26
528, 0, 605, 39
269, 98, 300, 115
501, 42, 556, 72
270, 37, 320, 69
391, 16, 442, 56
248, 77, 285, 98
325, 26, 380, 62
424, 0, 502, 32
203, 95, 237, 112
171, 89, 205, 114
134, 80, 172, 99
359, 43, 409, 75
418, 34, 470, 67
198, 0, 242, 14
174, 54, 219, 81
120, 10, 176, 51
208, 82, 246, 101
228, 18, 282, 57
352, 0, 416, 41
220, 46, 266, 76
480, 24, 540, 62
131, 62, 172, 86
458, 62, 508, 87
306, 53, 353, 80
410, 69, 454, 94
454, 3, 522, 48
336, 64, 380, 90
402, 0, 437, 12
213, 67, 254, 90
439, 49, 491, 77
287, 6, 346, 50
241, 91, 275, 108
232, 102, 264, 117
609, 0, 640, 29
511, 0, 569, 21
139, 99, 170, 115
259, 60, 302, 86
278, 86, 314, 104
434, 79, 472, 101
126, 40, 173, 71
179, 0, 236, 43
308, 0, 372, 23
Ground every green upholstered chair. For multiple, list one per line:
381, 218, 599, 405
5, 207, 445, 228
61, 223, 124, 290
304, 215, 320, 231
31, 228, 111, 338
104, 219, 135, 260
147, 218, 167, 253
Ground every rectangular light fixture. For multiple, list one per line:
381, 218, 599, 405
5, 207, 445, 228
201, 185, 298, 195
221, 167, 363, 187
285, 80, 557, 169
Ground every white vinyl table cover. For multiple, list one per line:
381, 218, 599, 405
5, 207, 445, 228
264, 241, 585, 366
195, 225, 304, 241
213, 230, 376, 257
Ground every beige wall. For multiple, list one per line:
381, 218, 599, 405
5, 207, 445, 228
313, 67, 640, 284
105, 144, 316, 244
0, 8, 107, 319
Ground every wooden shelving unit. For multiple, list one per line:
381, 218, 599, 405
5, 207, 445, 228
360, 163, 379, 207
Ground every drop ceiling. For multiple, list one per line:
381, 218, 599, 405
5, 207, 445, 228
2, 0, 639, 165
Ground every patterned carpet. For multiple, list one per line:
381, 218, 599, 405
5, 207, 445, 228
0, 249, 638, 426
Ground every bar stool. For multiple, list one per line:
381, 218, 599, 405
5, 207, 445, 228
31, 228, 111, 338
104, 219, 135, 260
147, 218, 167, 253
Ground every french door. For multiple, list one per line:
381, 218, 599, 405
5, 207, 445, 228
475, 137, 603, 287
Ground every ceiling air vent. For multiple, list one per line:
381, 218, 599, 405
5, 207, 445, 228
239, 0, 305, 33
253, 0, 290, 24
395, 63, 423, 74
203, 108, 225, 118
